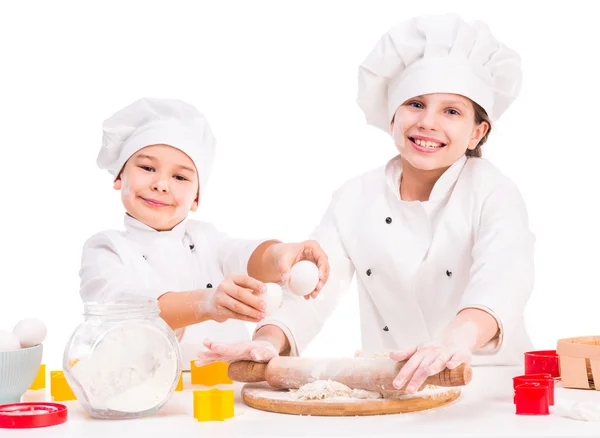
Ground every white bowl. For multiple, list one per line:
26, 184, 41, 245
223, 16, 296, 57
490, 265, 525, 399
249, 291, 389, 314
0, 344, 43, 404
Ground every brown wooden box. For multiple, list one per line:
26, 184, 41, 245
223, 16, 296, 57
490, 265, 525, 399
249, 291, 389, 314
556, 336, 600, 390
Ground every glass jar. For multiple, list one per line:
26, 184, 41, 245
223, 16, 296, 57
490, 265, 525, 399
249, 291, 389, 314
62, 299, 182, 419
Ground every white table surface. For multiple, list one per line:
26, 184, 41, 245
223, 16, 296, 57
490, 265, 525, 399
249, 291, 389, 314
4, 365, 600, 437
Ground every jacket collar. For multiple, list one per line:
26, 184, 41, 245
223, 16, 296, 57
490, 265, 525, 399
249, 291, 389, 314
384, 154, 468, 202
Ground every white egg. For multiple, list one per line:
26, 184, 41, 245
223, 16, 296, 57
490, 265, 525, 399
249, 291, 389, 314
288, 260, 320, 296
12, 318, 47, 348
261, 283, 283, 316
0, 330, 21, 352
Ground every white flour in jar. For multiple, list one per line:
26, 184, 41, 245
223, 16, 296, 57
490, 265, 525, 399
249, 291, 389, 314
69, 322, 179, 413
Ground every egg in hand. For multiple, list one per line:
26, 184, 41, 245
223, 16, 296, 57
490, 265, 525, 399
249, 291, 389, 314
261, 283, 283, 317
288, 261, 320, 296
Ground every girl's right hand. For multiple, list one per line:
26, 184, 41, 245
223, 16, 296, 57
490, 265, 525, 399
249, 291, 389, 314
202, 274, 267, 323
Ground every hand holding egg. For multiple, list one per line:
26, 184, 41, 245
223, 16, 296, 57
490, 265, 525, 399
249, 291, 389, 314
268, 240, 329, 299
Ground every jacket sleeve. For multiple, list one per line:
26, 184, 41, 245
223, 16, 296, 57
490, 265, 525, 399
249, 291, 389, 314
213, 227, 270, 277
458, 179, 535, 354
79, 232, 165, 303
254, 188, 356, 356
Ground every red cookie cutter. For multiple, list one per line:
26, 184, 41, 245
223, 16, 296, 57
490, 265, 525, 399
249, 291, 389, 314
524, 350, 560, 378
514, 382, 549, 415
0, 403, 68, 429
513, 374, 554, 405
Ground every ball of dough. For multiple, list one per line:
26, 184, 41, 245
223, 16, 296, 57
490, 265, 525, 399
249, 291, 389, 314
261, 283, 283, 316
13, 318, 47, 348
288, 260, 320, 296
0, 330, 21, 352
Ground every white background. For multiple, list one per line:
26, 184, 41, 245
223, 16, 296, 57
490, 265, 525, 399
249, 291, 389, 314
0, 0, 597, 370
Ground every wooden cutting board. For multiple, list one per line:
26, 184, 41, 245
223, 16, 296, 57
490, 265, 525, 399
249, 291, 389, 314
241, 382, 461, 416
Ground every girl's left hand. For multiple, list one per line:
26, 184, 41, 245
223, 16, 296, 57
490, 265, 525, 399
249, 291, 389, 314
268, 240, 330, 299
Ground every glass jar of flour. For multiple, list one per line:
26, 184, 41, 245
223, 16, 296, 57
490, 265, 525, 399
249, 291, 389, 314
62, 299, 182, 419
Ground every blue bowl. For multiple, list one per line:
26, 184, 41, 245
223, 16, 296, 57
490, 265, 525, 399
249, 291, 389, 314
0, 344, 43, 404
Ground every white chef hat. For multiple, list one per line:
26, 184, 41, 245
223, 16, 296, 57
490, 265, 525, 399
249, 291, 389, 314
97, 97, 216, 197
357, 14, 522, 133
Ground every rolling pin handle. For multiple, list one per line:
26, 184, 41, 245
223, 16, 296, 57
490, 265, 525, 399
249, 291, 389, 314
227, 360, 268, 383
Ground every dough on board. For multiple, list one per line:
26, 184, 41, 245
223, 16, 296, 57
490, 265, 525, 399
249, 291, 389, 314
291, 350, 440, 400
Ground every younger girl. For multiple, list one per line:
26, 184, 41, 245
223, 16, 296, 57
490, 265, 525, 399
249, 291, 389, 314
79, 98, 329, 366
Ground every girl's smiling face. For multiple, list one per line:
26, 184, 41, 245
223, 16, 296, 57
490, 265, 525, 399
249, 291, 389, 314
391, 93, 489, 171
114, 144, 199, 231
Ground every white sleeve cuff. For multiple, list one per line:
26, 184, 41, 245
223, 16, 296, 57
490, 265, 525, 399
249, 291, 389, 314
253, 320, 300, 357
220, 238, 271, 276
457, 304, 503, 354
174, 327, 186, 342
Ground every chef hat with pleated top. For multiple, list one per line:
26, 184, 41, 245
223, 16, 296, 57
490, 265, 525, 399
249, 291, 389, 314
97, 97, 216, 197
357, 14, 522, 133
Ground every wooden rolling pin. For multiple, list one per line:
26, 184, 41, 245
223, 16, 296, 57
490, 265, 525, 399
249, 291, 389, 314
227, 357, 471, 392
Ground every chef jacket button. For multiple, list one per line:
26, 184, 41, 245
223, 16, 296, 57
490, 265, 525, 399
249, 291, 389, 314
206, 283, 213, 288
189, 244, 195, 251
446, 270, 452, 277
366, 269, 372, 276
383, 326, 389, 331
385, 217, 392, 224
142, 255, 147, 260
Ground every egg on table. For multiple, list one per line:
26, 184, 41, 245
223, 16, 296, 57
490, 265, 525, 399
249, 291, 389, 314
12, 318, 47, 348
0, 330, 21, 352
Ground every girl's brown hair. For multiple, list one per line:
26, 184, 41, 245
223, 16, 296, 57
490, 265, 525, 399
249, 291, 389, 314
466, 102, 492, 158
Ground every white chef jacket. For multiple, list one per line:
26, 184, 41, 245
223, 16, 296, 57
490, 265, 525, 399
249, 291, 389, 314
257, 154, 535, 366
79, 214, 266, 369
